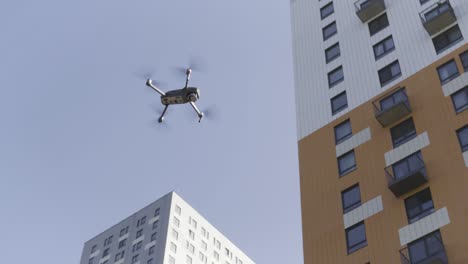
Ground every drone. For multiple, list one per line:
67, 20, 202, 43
146, 68, 204, 123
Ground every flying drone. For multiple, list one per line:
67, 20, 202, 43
146, 68, 204, 123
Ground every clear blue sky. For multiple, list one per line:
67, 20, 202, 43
0, 0, 302, 263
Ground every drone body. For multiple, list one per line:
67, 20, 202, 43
146, 68, 204, 123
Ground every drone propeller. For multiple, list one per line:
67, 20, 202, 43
133, 68, 166, 89
173, 56, 206, 78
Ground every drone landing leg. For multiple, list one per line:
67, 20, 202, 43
159, 105, 169, 123
189, 102, 204, 122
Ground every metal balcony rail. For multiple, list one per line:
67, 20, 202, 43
372, 87, 412, 127
354, 0, 386, 22
399, 234, 448, 264
419, 0, 456, 35
385, 152, 428, 197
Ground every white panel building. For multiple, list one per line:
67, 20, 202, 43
80, 192, 254, 264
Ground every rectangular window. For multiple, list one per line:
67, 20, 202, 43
147, 259, 154, 264
91, 245, 97, 254
457, 125, 468, 152
405, 188, 434, 224
328, 66, 344, 87
342, 184, 361, 213
320, 2, 334, 19
170, 242, 177, 253
391, 118, 416, 147
325, 42, 340, 63
169, 256, 175, 264
451, 86, 468, 113
346, 222, 367, 254
408, 231, 445, 263
153, 220, 159, 230
323, 21, 337, 41
369, 13, 389, 36
102, 248, 110, 257
120, 226, 129, 237
460, 51, 468, 71
173, 217, 180, 227
119, 239, 126, 249
433, 25, 463, 54
424, 2, 451, 22
338, 150, 356, 176
133, 241, 142, 252
131, 255, 139, 264
420, 0, 430, 4
151, 232, 157, 242
331, 91, 348, 115
186, 255, 193, 264
378, 60, 401, 86
175, 205, 182, 215
334, 119, 352, 144
392, 151, 423, 180
373, 35, 395, 59
154, 208, 160, 217
437, 59, 459, 84
149, 245, 155, 255
136, 229, 143, 238
89, 257, 94, 264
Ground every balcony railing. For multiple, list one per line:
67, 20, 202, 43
385, 152, 428, 197
419, 0, 456, 35
373, 88, 412, 127
400, 232, 448, 264
354, 0, 386, 22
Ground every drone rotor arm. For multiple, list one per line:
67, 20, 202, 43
189, 101, 204, 122
146, 79, 166, 96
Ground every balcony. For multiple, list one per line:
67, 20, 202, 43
419, 0, 456, 36
400, 231, 448, 264
354, 0, 386, 22
385, 152, 427, 197
373, 88, 412, 127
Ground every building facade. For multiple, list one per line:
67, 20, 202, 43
80, 192, 254, 264
291, 0, 468, 263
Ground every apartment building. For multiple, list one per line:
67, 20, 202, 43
291, 0, 468, 263
80, 192, 254, 264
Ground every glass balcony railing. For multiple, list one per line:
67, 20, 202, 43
419, 0, 456, 35
385, 152, 428, 197
373, 88, 412, 127
354, 0, 386, 22
400, 231, 448, 264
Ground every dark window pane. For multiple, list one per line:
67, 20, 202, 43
457, 125, 468, 152
405, 188, 434, 223
451, 87, 468, 113
392, 152, 423, 179
380, 88, 407, 111
331, 92, 348, 115
373, 36, 395, 59
391, 118, 416, 147
325, 43, 340, 63
369, 13, 389, 36
323, 21, 337, 40
437, 60, 459, 84
342, 184, 361, 213
346, 222, 367, 254
335, 119, 352, 144
320, 2, 334, 19
460, 51, 468, 71
433, 25, 463, 54
328, 66, 344, 87
378, 61, 401, 86
338, 150, 356, 176
409, 240, 427, 262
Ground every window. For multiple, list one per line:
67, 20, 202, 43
137, 216, 146, 227
334, 119, 352, 144
149, 245, 155, 255
331, 91, 348, 115
325, 43, 340, 63
187, 242, 195, 254
190, 218, 198, 229
133, 241, 142, 252
378, 60, 401, 86
172, 229, 179, 240
131, 255, 139, 264
119, 239, 127, 249
90, 245, 97, 254
457, 125, 468, 152
170, 242, 177, 253
214, 251, 220, 260
173, 217, 180, 227
151, 232, 157, 242
391, 118, 416, 147
189, 230, 195, 240
186, 255, 193, 264
460, 51, 468, 71
115, 251, 125, 261
408, 231, 445, 263
369, 13, 389, 36
89, 257, 94, 264
338, 150, 356, 176
154, 208, 160, 217
420, 0, 430, 4
169, 256, 175, 264
147, 259, 154, 264
451, 86, 468, 113
201, 241, 208, 251
437, 59, 459, 84
346, 222, 367, 254
120, 226, 129, 237
104, 235, 113, 246
379, 88, 407, 111
320, 2, 334, 19
433, 25, 463, 54
328, 66, 344, 87
392, 151, 423, 180
342, 184, 361, 213
405, 188, 434, 224
373, 35, 395, 59
102, 248, 110, 257
152, 220, 159, 230
136, 229, 143, 239
175, 205, 181, 215
323, 21, 337, 40
424, 2, 451, 22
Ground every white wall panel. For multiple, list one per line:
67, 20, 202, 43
336, 127, 372, 157
291, 0, 468, 140
442, 71, 468, 96
384, 131, 430, 166
343, 195, 383, 229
